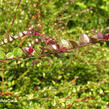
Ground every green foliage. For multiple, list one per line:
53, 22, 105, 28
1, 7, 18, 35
0, 0, 109, 108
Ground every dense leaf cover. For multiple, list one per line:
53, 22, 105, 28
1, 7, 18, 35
0, 0, 109, 108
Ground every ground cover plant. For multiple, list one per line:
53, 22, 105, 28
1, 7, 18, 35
0, 0, 109, 108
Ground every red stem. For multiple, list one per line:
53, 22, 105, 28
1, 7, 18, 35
0, 56, 25, 61
4, 0, 22, 58
0, 39, 109, 61
11, 0, 22, 27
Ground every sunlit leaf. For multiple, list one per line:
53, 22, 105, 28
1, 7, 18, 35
79, 34, 90, 44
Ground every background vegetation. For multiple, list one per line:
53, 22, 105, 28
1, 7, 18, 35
0, 0, 109, 108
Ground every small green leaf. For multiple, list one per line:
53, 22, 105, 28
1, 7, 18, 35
13, 48, 24, 57
0, 50, 5, 59
6, 52, 14, 58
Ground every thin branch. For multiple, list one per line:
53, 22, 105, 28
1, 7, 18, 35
4, 0, 22, 56
0, 38, 109, 61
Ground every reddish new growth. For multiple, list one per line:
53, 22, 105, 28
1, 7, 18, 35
103, 34, 109, 40
22, 47, 34, 55
61, 47, 67, 52
47, 38, 56, 44
32, 31, 41, 36
28, 47, 34, 54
